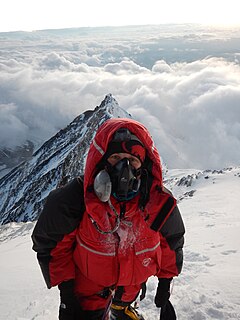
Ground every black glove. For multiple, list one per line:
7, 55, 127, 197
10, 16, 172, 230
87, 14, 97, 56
154, 278, 172, 308
58, 279, 81, 320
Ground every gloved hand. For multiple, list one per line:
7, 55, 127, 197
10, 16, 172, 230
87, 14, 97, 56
154, 278, 172, 308
58, 279, 80, 320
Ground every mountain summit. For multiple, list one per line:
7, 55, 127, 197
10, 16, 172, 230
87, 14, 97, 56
0, 94, 131, 225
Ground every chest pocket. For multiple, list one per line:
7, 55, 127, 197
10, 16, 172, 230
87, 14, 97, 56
132, 238, 161, 285
73, 236, 118, 287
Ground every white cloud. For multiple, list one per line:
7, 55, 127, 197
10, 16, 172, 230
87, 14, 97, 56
0, 27, 240, 169
104, 59, 150, 75
0, 103, 28, 148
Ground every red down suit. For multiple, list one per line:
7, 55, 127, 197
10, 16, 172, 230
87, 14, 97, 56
32, 118, 185, 310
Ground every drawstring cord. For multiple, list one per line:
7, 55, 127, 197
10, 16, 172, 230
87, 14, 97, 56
90, 199, 120, 235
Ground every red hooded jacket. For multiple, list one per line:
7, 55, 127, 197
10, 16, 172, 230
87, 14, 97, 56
32, 118, 185, 292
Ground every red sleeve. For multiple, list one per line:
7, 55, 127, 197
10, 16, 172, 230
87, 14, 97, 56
157, 233, 179, 278
49, 229, 77, 287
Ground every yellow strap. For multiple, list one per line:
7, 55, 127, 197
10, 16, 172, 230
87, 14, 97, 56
111, 303, 125, 311
125, 306, 141, 320
111, 304, 142, 319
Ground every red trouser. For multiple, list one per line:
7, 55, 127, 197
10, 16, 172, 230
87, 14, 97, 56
75, 269, 141, 310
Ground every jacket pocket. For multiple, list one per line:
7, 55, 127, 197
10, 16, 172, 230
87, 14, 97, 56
74, 237, 118, 287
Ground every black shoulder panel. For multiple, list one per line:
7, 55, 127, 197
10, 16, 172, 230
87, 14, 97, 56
35, 177, 84, 234
150, 196, 175, 232
160, 205, 185, 240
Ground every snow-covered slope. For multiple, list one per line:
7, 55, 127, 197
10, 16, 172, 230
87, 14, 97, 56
166, 167, 240, 319
0, 167, 239, 319
0, 94, 131, 225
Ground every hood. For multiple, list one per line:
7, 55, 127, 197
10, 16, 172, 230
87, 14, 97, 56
82, 118, 175, 235
84, 118, 163, 195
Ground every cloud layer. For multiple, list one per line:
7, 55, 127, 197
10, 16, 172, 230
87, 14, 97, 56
0, 25, 240, 169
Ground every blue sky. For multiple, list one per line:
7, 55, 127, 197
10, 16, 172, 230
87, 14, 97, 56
1, 0, 240, 32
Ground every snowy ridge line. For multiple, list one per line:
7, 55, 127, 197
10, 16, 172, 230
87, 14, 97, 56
0, 94, 131, 225
164, 166, 240, 202
0, 221, 35, 243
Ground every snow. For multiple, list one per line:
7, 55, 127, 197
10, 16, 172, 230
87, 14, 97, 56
0, 222, 59, 320
0, 167, 240, 319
